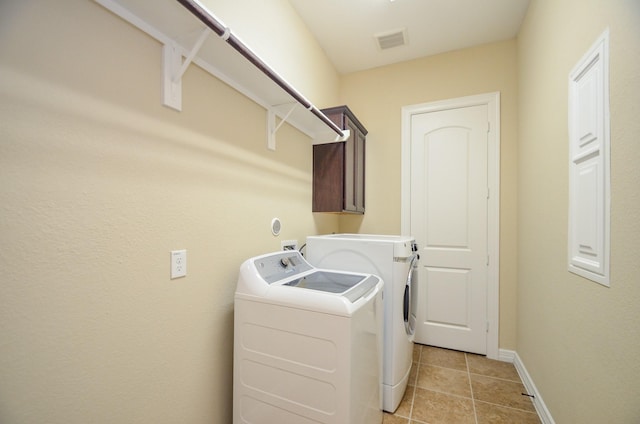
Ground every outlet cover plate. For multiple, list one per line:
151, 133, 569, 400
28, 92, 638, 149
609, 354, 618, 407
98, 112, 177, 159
281, 240, 298, 251
171, 249, 187, 279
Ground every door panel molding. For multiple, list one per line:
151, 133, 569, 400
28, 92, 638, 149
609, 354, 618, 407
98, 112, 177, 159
401, 92, 500, 359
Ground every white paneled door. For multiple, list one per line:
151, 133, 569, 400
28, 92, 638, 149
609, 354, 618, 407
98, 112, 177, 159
410, 105, 489, 355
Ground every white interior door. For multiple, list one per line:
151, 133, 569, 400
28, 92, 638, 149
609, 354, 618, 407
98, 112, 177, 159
410, 104, 489, 355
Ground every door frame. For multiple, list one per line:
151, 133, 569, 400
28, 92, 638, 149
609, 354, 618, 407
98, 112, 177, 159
400, 92, 500, 360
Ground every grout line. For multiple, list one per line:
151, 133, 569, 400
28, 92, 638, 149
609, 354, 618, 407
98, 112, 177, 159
407, 379, 417, 422
468, 371, 524, 383
406, 346, 421, 420
466, 352, 479, 424
421, 362, 471, 375
474, 399, 540, 414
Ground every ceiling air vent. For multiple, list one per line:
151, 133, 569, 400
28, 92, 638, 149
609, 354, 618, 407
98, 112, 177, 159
375, 28, 408, 50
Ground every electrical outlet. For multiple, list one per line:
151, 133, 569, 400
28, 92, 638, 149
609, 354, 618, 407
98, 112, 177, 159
281, 240, 298, 251
171, 249, 187, 279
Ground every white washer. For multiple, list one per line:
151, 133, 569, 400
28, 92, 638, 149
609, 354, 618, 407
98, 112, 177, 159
234, 250, 383, 424
305, 234, 418, 413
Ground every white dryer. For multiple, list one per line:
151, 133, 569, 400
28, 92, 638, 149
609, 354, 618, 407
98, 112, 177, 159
234, 250, 383, 424
305, 234, 418, 413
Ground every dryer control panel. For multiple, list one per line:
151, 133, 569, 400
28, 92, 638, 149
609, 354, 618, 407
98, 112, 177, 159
253, 251, 312, 284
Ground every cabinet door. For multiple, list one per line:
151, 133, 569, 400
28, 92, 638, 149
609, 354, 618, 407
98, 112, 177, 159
312, 143, 345, 212
343, 118, 366, 213
344, 120, 356, 212
355, 128, 366, 212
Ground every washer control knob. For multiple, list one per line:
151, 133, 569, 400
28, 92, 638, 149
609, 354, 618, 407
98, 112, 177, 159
280, 257, 290, 268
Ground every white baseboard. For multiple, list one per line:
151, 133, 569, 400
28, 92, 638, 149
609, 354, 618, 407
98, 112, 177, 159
506, 351, 556, 424
498, 348, 516, 363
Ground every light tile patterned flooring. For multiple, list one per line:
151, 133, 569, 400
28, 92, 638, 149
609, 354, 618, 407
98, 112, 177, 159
384, 344, 541, 424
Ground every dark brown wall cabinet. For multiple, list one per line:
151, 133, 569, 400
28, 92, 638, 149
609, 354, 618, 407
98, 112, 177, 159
313, 106, 368, 214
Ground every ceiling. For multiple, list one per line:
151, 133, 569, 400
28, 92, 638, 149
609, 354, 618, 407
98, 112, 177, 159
288, 0, 530, 74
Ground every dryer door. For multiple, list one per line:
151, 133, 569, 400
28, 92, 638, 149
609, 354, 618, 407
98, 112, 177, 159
403, 254, 419, 337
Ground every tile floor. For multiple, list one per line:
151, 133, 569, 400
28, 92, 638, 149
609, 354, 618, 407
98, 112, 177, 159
383, 344, 541, 424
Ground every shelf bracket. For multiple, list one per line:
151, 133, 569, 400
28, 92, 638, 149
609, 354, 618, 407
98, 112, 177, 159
312, 129, 351, 145
267, 103, 298, 151
334, 129, 350, 142
162, 27, 211, 111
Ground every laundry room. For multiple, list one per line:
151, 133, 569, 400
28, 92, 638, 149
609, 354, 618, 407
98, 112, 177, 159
1, 1, 638, 424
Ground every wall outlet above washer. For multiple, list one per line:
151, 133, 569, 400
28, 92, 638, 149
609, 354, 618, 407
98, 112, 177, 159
281, 240, 298, 251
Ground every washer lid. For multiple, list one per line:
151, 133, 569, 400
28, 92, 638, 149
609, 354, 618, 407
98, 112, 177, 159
284, 271, 363, 292
283, 271, 377, 303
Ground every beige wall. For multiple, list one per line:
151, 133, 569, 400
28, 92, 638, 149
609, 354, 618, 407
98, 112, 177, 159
517, 0, 640, 422
0, 1, 339, 423
338, 40, 519, 350
203, 0, 340, 108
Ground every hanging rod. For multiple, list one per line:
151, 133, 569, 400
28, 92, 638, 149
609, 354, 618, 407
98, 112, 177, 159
175, 0, 345, 139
